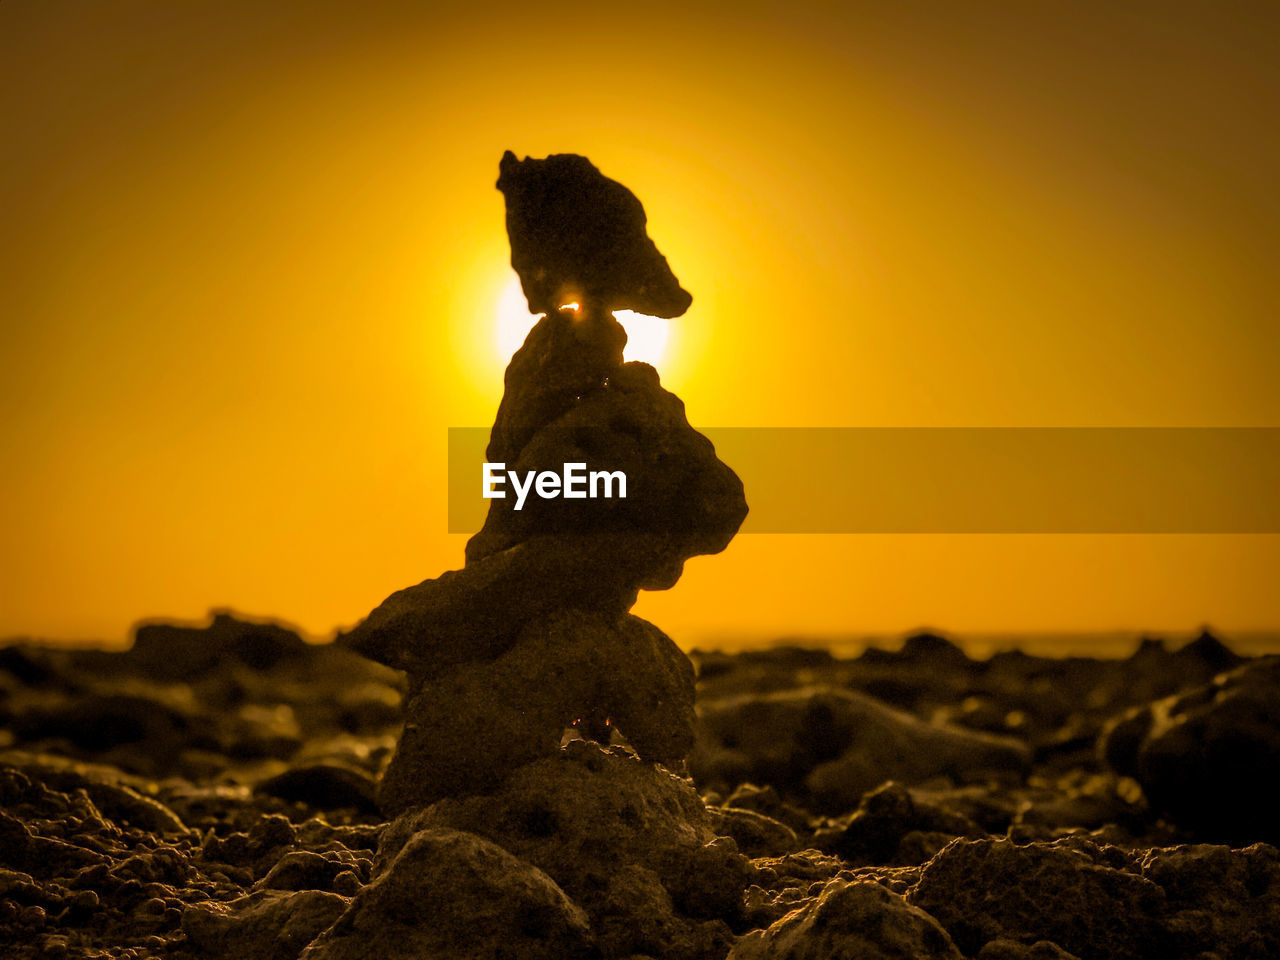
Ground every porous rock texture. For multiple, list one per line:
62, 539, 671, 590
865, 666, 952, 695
906, 837, 1169, 960
299, 828, 593, 960
376, 609, 696, 808
7, 623, 1280, 958
388, 741, 753, 960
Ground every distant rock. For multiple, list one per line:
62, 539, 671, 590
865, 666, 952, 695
692, 685, 1030, 810
813, 781, 984, 866
131, 612, 309, 678
10, 693, 198, 775
256, 764, 378, 814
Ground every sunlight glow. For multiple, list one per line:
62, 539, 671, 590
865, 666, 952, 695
613, 309, 670, 367
495, 276, 670, 367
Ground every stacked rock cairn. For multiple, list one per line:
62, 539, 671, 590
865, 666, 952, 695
342, 151, 747, 816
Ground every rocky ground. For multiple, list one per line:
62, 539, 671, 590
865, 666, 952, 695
2, 614, 1278, 959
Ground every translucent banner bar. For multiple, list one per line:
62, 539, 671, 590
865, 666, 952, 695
448, 427, 1280, 534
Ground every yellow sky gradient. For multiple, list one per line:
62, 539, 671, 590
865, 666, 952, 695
2, 1, 1277, 646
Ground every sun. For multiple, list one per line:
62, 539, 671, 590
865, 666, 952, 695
495, 276, 670, 367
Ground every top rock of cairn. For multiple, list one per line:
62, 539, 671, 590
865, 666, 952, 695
498, 150, 693, 319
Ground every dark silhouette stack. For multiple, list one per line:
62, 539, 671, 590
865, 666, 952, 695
342, 151, 747, 816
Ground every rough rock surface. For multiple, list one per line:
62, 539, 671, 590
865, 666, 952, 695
728, 879, 962, 960
377, 610, 696, 814
398, 740, 753, 960
812, 780, 985, 866
182, 889, 349, 960
906, 837, 1169, 960
301, 827, 592, 960
470, 356, 746, 567
5, 626, 1280, 957
497, 149, 693, 319
1141, 842, 1280, 959
1101, 656, 1280, 842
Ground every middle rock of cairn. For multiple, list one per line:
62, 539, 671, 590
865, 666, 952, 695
344, 151, 748, 816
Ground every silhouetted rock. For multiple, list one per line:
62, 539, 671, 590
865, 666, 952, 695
256, 764, 378, 814
898, 631, 971, 667
470, 357, 747, 568
342, 152, 745, 821
498, 150, 692, 319
1174, 627, 1242, 675
343, 528, 742, 682
132, 612, 309, 679
376, 611, 695, 814
1101, 656, 1280, 843
481, 305, 626, 466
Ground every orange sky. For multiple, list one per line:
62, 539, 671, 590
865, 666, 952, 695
2, 1, 1277, 646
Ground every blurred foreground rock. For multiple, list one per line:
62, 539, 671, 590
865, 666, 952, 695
1101, 656, 1280, 843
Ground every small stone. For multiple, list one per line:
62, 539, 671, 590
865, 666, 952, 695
256, 765, 378, 814
331, 871, 361, 897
